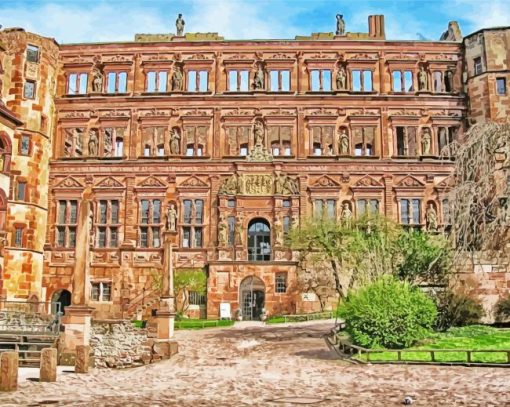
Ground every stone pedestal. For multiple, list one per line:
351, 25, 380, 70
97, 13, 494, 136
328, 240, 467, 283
60, 305, 94, 365
156, 298, 175, 340
40, 348, 57, 382
75, 345, 90, 373
0, 352, 18, 392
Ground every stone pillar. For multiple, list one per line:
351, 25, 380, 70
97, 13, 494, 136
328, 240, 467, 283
40, 348, 57, 382
75, 345, 90, 373
0, 352, 18, 392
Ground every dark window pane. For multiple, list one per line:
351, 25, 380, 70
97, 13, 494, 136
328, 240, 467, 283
21, 135, 30, 155
58, 201, 67, 224
102, 283, 111, 301
195, 200, 204, 223
26, 45, 40, 63
153, 200, 161, 223
68, 227, 76, 248
69, 201, 78, 224
98, 227, 106, 247
141, 200, 149, 224
111, 201, 119, 223
195, 227, 203, 247
182, 227, 191, 247
99, 200, 107, 224
110, 227, 118, 247
140, 227, 148, 247
91, 283, 100, 301
57, 226, 65, 246
152, 227, 161, 247
183, 200, 192, 224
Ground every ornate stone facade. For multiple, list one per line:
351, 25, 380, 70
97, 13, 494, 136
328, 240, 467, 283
0, 20, 508, 321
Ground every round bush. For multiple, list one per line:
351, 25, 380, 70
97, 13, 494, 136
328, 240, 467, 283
338, 277, 437, 349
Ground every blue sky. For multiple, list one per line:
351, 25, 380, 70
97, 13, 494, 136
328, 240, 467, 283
1, 0, 509, 43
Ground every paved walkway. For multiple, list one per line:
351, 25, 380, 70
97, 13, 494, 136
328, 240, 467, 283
1, 320, 509, 406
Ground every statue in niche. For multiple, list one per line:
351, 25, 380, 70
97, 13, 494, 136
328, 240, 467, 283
175, 13, 185, 36
253, 65, 265, 90
253, 120, 264, 146
336, 66, 347, 90
418, 66, 428, 91
171, 66, 183, 91
426, 203, 438, 232
341, 202, 353, 226
88, 129, 99, 156
275, 173, 285, 195
170, 127, 181, 154
335, 14, 345, 35
444, 70, 454, 92
218, 215, 228, 246
421, 128, 432, 155
235, 216, 244, 245
274, 216, 284, 246
283, 176, 299, 195
103, 129, 113, 156
338, 128, 349, 155
166, 203, 178, 232
92, 67, 103, 93
219, 174, 238, 195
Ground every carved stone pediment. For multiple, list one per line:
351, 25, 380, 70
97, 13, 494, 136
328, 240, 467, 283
179, 175, 208, 188
396, 175, 425, 188
354, 175, 383, 188
435, 176, 454, 191
312, 175, 340, 188
95, 177, 124, 189
53, 176, 84, 189
137, 176, 166, 188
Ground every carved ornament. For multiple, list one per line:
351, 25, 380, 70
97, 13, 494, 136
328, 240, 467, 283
95, 177, 124, 189
53, 176, 84, 189
137, 176, 167, 188
179, 175, 209, 188
312, 175, 340, 188
396, 175, 425, 188
355, 175, 383, 187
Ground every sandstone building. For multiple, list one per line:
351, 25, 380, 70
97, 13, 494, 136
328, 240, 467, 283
0, 17, 508, 321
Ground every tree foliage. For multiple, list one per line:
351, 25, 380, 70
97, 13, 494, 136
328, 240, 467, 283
174, 268, 207, 313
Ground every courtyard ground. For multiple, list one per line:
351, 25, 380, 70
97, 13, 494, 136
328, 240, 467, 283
0, 320, 509, 406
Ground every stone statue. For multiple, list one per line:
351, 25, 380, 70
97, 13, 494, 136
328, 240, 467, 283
274, 216, 284, 246
170, 127, 181, 155
218, 216, 228, 246
219, 174, 238, 195
421, 128, 431, 155
283, 176, 299, 195
338, 128, 349, 155
336, 66, 347, 90
171, 66, 183, 91
275, 173, 285, 195
103, 129, 113, 156
235, 216, 243, 245
291, 213, 299, 228
445, 70, 454, 92
439, 21, 462, 42
175, 13, 185, 36
253, 120, 264, 146
166, 203, 178, 232
341, 203, 353, 226
426, 203, 438, 231
335, 14, 345, 36
92, 68, 103, 93
88, 129, 99, 156
253, 65, 265, 90
418, 66, 428, 91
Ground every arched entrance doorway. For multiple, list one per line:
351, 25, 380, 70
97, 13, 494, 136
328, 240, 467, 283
51, 289, 71, 315
247, 218, 271, 261
239, 276, 265, 320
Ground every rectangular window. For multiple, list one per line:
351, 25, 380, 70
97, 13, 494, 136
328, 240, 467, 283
310, 70, 332, 91
268, 126, 292, 157
91, 282, 100, 301
228, 70, 249, 91
496, 78, 506, 95
269, 70, 290, 92
67, 73, 88, 95
474, 57, 482, 75
183, 125, 207, 157
187, 70, 208, 92
20, 135, 30, 155
282, 199, 291, 208
404, 71, 413, 92
14, 227, 23, 247
24, 81, 36, 99
392, 71, 402, 92
433, 71, 443, 93
283, 215, 291, 235
400, 199, 421, 226
227, 215, 235, 245
16, 182, 26, 201
327, 199, 336, 219
90, 282, 112, 302
138, 199, 161, 248
96, 199, 120, 248
352, 70, 372, 92
314, 199, 324, 218
181, 199, 205, 248
352, 70, 361, 91
106, 72, 128, 93
146, 71, 168, 92
56, 200, 78, 248
26, 45, 40, 63
275, 273, 287, 293
353, 127, 375, 156
189, 291, 206, 306
396, 126, 417, 156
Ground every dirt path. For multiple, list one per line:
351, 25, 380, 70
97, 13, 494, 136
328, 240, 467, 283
0, 320, 509, 406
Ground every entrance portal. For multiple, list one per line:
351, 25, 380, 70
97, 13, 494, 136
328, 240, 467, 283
239, 276, 265, 320
51, 289, 71, 315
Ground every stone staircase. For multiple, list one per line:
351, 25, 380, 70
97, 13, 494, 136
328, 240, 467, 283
0, 332, 59, 367
124, 289, 161, 320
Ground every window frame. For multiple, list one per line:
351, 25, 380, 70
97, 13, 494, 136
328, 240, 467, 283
181, 198, 205, 248
23, 80, 36, 99
269, 69, 291, 92
106, 71, 128, 94
26, 44, 40, 63
496, 77, 507, 95
66, 72, 89, 95
95, 199, 121, 248
55, 199, 79, 248
275, 272, 287, 293
90, 281, 112, 302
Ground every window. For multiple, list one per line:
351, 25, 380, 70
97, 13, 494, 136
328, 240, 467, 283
392, 70, 413, 92
181, 199, 204, 248
189, 291, 206, 306
67, 73, 88, 95
187, 70, 208, 92
95, 200, 120, 248
19, 135, 30, 156
228, 70, 249, 91
14, 227, 23, 247
225, 126, 250, 156
183, 125, 207, 156
227, 199, 236, 208
311, 126, 334, 156
283, 215, 291, 235
433, 71, 443, 92
282, 199, 291, 208
314, 199, 336, 219
269, 70, 290, 91
56, 200, 78, 248
142, 126, 165, 157
24, 81, 36, 99
275, 273, 287, 293
310, 70, 332, 91
90, 282, 112, 302
474, 57, 482, 75
146, 71, 168, 92
395, 126, 417, 156
353, 127, 375, 156
106, 72, 128, 93
357, 199, 379, 216
139, 199, 162, 248
437, 126, 456, 155
248, 219, 271, 261
496, 78, 507, 95
400, 198, 421, 226
227, 215, 235, 245
26, 45, 40, 63
442, 198, 451, 225
16, 181, 26, 201
351, 70, 373, 92
102, 127, 125, 158
268, 126, 292, 156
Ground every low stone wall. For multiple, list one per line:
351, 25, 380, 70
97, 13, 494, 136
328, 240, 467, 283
0, 311, 53, 332
90, 320, 176, 368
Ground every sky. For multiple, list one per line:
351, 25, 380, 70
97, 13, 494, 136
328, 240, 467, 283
0, 0, 509, 44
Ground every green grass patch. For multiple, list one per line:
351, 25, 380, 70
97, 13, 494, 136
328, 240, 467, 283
174, 319, 234, 330
354, 325, 510, 364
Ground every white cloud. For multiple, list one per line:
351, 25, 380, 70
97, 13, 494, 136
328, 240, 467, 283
453, 0, 510, 32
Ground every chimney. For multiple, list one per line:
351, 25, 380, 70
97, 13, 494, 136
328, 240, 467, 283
368, 15, 385, 39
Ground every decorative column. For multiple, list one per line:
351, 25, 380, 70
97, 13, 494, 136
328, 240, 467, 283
60, 194, 94, 364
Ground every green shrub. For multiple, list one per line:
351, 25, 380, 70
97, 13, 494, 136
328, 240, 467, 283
338, 276, 437, 349
434, 290, 485, 331
495, 296, 510, 321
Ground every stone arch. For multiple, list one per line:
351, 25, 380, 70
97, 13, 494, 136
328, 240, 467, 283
51, 288, 72, 315
247, 218, 271, 261
239, 275, 265, 321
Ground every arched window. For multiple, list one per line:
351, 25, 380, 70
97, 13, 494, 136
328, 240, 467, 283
0, 131, 12, 173
247, 219, 271, 261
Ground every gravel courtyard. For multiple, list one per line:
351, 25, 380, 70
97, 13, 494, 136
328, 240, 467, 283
0, 320, 509, 406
